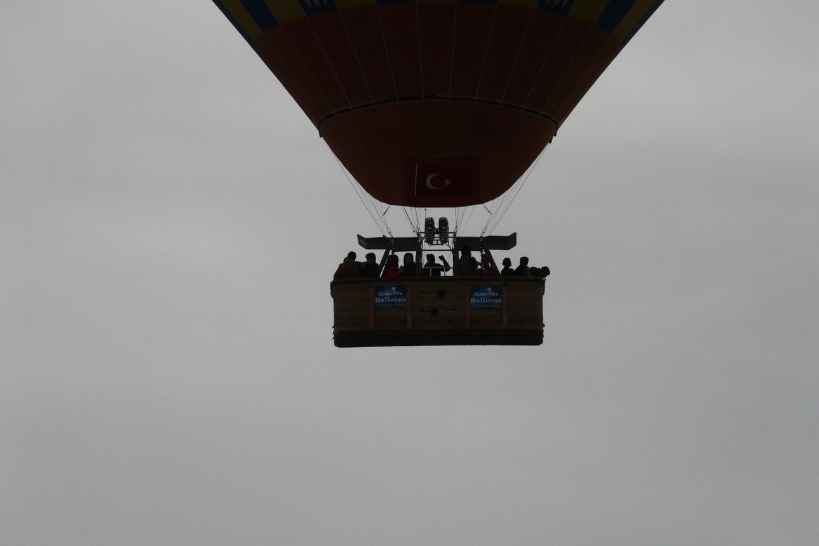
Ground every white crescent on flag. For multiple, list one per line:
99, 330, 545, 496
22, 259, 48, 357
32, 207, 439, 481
425, 173, 452, 191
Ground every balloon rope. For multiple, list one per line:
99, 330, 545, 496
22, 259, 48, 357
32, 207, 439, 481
479, 198, 502, 237
373, 195, 394, 237
487, 149, 546, 236
381, 207, 394, 238
459, 206, 470, 235
454, 207, 462, 234
462, 206, 477, 235
402, 207, 416, 233
412, 166, 421, 233
478, 204, 495, 238
327, 145, 390, 238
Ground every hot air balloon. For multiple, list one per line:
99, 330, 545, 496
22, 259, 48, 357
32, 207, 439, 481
214, 0, 664, 206
212, 0, 665, 346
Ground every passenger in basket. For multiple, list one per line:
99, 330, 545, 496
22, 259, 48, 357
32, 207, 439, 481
535, 265, 551, 278
400, 253, 418, 276
360, 252, 380, 278
381, 254, 401, 281
480, 251, 499, 277
454, 246, 479, 276
500, 257, 515, 276
422, 254, 451, 278
334, 251, 360, 278
515, 256, 531, 277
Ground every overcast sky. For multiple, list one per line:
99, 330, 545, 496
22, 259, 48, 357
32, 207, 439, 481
2, 1, 818, 545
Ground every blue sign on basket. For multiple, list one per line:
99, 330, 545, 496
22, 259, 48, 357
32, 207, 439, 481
375, 286, 408, 307
470, 286, 503, 309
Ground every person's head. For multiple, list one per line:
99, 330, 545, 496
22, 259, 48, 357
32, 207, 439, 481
365, 252, 376, 264
502, 257, 512, 267
426, 254, 435, 265
345, 251, 356, 263
461, 246, 472, 258
388, 255, 398, 266
403, 253, 414, 266
519, 256, 529, 266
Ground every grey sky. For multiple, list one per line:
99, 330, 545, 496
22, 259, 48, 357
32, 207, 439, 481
2, 1, 818, 545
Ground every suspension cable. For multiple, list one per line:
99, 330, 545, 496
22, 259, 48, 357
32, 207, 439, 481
462, 205, 477, 234
479, 201, 498, 237
477, 149, 545, 238
326, 144, 390, 238
381, 206, 396, 238
402, 207, 417, 232
460, 206, 469, 232
454, 207, 463, 233
380, 205, 395, 238
486, 149, 546, 236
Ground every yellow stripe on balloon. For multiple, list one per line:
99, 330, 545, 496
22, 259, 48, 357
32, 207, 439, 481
613, 0, 658, 41
221, 0, 262, 38
263, 0, 305, 23
571, 0, 607, 22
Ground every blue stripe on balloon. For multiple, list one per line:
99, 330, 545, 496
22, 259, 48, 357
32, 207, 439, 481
621, 0, 666, 44
213, 0, 255, 43
299, 0, 336, 15
240, 0, 278, 29
598, 0, 635, 32
538, 0, 574, 16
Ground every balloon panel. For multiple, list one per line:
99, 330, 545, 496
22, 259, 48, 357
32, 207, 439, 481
214, 0, 665, 206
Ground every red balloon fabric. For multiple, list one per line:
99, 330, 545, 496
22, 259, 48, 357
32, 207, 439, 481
214, 1, 665, 206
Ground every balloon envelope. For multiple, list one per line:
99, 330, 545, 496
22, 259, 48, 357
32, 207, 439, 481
214, 0, 665, 206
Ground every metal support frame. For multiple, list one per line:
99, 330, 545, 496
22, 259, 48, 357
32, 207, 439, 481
357, 232, 516, 277
357, 233, 517, 252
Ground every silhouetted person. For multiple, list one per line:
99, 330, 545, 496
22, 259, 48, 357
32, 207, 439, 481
439, 255, 452, 275
422, 254, 451, 278
480, 250, 499, 277
334, 251, 360, 278
454, 246, 479, 276
515, 256, 531, 277
400, 253, 417, 276
534, 265, 551, 278
360, 252, 379, 278
500, 257, 514, 276
382, 254, 401, 281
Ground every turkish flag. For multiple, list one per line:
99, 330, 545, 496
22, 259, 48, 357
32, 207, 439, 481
411, 158, 480, 206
